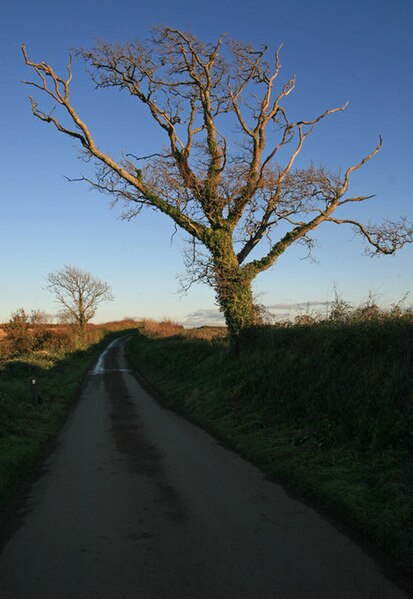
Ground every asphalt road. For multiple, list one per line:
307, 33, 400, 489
0, 336, 410, 598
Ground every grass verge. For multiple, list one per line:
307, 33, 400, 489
127, 321, 413, 576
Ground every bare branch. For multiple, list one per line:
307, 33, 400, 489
289, 101, 349, 129
22, 43, 210, 242
126, 152, 172, 161
338, 194, 375, 206
326, 217, 413, 255
338, 136, 383, 197
28, 97, 90, 147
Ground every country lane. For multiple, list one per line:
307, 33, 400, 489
0, 336, 410, 599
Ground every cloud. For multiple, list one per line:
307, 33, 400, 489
184, 300, 339, 326
268, 301, 331, 311
184, 308, 225, 327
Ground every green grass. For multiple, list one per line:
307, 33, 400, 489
127, 319, 413, 574
0, 327, 135, 508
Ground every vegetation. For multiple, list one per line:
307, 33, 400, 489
2, 296, 412, 575
127, 306, 413, 574
2, 308, 35, 355
0, 320, 138, 508
47, 264, 114, 332
22, 28, 413, 338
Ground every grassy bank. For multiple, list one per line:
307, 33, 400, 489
0, 324, 136, 509
127, 319, 413, 574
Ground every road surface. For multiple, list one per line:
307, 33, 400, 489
0, 336, 410, 598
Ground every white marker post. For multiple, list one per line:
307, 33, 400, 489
31, 378, 38, 406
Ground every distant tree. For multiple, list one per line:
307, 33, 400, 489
328, 290, 353, 323
22, 28, 413, 340
30, 309, 53, 326
47, 265, 113, 332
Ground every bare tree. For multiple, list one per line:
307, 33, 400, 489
47, 265, 113, 332
22, 28, 413, 339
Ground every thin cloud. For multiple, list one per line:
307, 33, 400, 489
184, 308, 225, 326
268, 301, 332, 311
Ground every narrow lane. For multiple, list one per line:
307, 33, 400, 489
0, 337, 410, 598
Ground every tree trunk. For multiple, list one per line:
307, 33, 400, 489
77, 310, 87, 333
216, 266, 258, 332
210, 236, 258, 342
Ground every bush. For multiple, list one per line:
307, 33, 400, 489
3, 309, 33, 355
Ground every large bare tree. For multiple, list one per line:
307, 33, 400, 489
22, 28, 412, 338
47, 265, 113, 332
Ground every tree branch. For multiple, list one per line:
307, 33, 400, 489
22, 44, 210, 242
338, 136, 383, 197
326, 217, 413, 255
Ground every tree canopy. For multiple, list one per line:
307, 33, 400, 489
22, 28, 413, 337
47, 265, 113, 331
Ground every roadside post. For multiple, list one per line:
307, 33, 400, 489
31, 378, 38, 406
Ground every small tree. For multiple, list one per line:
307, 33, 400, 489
30, 309, 52, 326
4, 308, 33, 354
47, 265, 113, 332
22, 28, 413, 340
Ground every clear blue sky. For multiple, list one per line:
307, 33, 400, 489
1, 0, 412, 325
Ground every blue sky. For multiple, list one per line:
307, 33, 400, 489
1, 0, 412, 325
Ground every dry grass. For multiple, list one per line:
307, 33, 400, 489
141, 319, 184, 337
140, 319, 227, 341
184, 326, 227, 341
97, 319, 141, 331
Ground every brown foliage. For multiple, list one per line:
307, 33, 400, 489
141, 319, 184, 337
